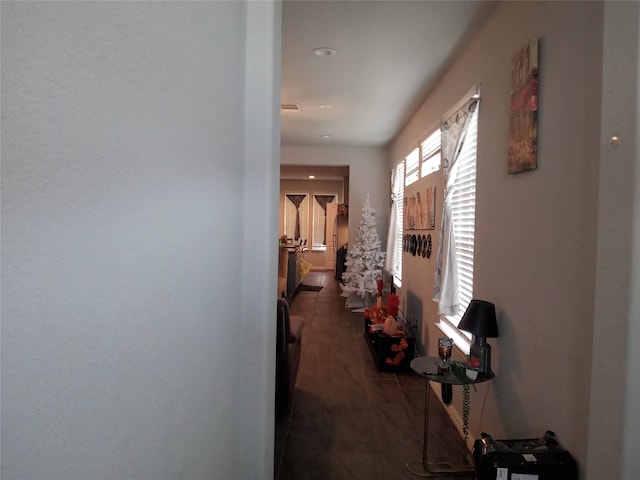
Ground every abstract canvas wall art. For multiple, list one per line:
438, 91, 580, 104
509, 38, 539, 174
404, 187, 436, 230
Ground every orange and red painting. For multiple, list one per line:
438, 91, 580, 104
509, 38, 539, 174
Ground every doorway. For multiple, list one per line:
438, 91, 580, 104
279, 165, 350, 275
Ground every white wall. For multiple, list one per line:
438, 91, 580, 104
391, 1, 607, 475
589, 3, 640, 479
281, 146, 389, 255
1, 2, 279, 479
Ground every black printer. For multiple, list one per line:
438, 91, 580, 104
473, 431, 577, 480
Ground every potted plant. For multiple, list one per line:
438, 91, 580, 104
465, 355, 481, 380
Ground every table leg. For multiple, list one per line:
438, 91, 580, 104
405, 379, 474, 477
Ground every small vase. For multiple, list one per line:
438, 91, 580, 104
375, 296, 382, 309
383, 315, 398, 336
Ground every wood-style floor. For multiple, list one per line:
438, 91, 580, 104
275, 271, 474, 480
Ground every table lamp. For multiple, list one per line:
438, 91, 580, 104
458, 299, 499, 374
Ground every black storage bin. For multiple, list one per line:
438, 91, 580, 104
473, 431, 577, 480
363, 319, 415, 372
335, 245, 347, 280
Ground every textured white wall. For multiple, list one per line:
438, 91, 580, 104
1, 2, 279, 479
391, 1, 605, 474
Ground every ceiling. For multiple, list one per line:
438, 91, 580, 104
280, 0, 497, 152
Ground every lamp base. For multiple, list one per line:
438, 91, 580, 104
470, 342, 492, 374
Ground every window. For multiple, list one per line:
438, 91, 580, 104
420, 129, 441, 177
284, 192, 338, 250
404, 129, 441, 186
404, 148, 420, 186
390, 161, 405, 286
312, 194, 337, 250
437, 101, 479, 353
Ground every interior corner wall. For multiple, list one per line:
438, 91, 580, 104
588, 2, 640, 479
390, 2, 604, 473
1, 2, 278, 479
239, 1, 281, 478
281, 146, 390, 253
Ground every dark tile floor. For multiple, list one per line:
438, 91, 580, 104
275, 271, 475, 480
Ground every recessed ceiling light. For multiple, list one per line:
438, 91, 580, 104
320, 104, 332, 109
313, 47, 336, 57
308, 175, 315, 179
321, 135, 332, 139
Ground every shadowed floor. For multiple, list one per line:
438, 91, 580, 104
275, 271, 474, 480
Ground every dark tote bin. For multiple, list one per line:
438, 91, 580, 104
473, 431, 577, 480
364, 319, 415, 372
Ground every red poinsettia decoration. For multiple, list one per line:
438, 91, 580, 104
386, 294, 400, 317
385, 338, 409, 365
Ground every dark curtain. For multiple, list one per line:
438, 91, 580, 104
285, 194, 306, 240
314, 195, 336, 245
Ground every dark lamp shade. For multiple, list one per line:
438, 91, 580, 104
458, 299, 499, 338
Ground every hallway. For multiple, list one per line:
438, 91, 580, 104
275, 271, 473, 480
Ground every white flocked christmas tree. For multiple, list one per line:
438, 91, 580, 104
341, 194, 386, 306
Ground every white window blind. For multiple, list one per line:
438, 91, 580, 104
421, 129, 442, 177
393, 161, 405, 285
405, 148, 420, 186
438, 104, 479, 350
